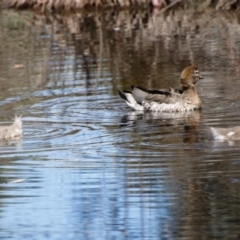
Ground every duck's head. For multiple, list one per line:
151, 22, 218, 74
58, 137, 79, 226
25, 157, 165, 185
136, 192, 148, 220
180, 66, 203, 89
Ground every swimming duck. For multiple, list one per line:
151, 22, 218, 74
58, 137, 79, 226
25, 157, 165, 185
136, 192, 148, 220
210, 126, 240, 141
118, 66, 204, 112
0, 115, 22, 140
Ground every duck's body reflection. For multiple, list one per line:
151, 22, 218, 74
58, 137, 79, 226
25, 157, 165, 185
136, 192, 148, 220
120, 110, 201, 144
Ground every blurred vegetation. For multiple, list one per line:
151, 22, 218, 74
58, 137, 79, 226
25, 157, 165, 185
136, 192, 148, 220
3, 0, 240, 11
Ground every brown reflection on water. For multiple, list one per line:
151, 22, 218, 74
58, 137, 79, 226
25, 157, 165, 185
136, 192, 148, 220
2, 8, 240, 90
0, 9, 238, 94
0, 7, 240, 240
121, 138, 240, 238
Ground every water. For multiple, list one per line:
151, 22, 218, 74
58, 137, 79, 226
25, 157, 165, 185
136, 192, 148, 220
1, 8, 240, 239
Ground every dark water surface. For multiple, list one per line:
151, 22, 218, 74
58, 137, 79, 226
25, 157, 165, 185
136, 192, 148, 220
1, 8, 240, 239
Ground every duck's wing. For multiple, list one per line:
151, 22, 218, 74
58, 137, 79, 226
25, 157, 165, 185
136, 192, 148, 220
132, 86, 183, 105
118, 86, 183, 111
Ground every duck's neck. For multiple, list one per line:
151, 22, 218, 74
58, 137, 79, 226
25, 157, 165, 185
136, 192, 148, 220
182, 86, 201, 109
182, 86, 197, 93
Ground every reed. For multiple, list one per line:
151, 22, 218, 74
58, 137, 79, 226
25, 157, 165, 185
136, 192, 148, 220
4, 0, 240, 11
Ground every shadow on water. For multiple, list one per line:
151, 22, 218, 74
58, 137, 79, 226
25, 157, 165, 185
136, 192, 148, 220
0, 7, 240, 239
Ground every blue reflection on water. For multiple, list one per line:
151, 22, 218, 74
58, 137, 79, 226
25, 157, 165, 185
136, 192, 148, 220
0, 153, 174, 240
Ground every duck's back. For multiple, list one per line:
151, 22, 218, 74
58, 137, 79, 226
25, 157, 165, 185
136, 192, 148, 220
211, 126, 240, 141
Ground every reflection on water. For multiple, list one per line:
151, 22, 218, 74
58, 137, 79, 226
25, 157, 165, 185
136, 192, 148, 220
0, 8, 240, 240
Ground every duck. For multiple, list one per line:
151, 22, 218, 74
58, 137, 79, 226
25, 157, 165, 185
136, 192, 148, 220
0, 115, 22, 140
210, 126, 240, 141
118, 66, 204, 112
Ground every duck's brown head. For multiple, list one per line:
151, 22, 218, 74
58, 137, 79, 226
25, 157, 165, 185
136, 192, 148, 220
180, 66, 203, 89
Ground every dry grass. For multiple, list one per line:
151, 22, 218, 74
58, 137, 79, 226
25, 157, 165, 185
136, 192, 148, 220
4, 0, 240, 11
5, 0, 149, 10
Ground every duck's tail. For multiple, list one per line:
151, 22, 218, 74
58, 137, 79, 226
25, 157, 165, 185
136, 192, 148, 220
14, 115, 22, 126
210, 127, 234, 140
118, 89, 144, 111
